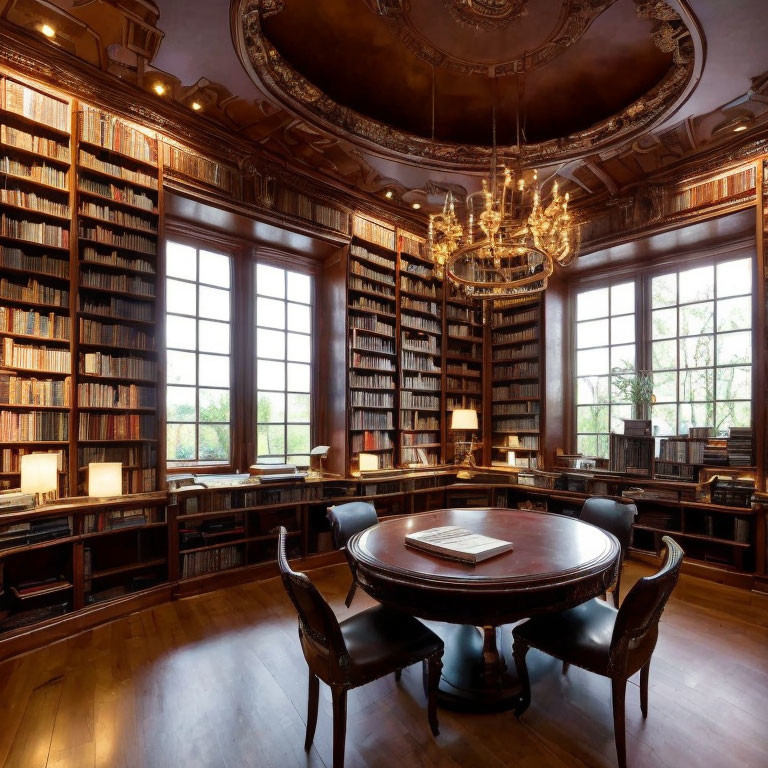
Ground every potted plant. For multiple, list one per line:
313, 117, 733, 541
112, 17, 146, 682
613, 370, 654, 420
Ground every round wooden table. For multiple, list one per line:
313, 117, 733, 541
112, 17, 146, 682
347, 507, 620, 712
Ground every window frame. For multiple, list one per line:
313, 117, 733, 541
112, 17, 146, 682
570, 247, 756, 456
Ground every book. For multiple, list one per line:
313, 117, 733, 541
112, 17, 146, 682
404, 525, 513, 564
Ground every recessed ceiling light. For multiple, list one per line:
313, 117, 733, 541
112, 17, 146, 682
412, 203, 421, 210
385, 190, 393, 199
733, 124, 748, 132
40, 24, 55, 38
153, 83, 166, 96
191, 101, 202, 111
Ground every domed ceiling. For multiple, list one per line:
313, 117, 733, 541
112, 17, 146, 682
235, 0, 702, 170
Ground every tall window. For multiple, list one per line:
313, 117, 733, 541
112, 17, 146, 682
650, 257, 752, 436
165, 241, 231, 465
254, 264, 312, 466
575, 282, 636, 457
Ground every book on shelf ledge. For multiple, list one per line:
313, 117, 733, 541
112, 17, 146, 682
405, 525, 514, 565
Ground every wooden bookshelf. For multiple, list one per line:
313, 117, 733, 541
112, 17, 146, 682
489, 297, 542, 469
347, 214, 398, 470
399, 231, 443, 467
0, 73, 73, 496
75, 105, 161, 494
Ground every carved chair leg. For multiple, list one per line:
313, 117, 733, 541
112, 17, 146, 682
640, 660, 650, 718
331, 686, 348, 768
344, 582, 357, 608
611, 676, 628, 768
426, 651, 443, 737
305, 671, 319, 752
512, 638, 531, 717
562, 661, 570, 675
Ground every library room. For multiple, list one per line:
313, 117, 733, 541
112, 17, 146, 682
0, 1, 767, 767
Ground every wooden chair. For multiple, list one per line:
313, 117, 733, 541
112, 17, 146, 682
326, 501, 378, 607
512, 536, 684, 768
580, 496, 637, 607
276, 527, 444, 768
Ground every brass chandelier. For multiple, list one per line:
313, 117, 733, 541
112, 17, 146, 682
427, 82, 579, 300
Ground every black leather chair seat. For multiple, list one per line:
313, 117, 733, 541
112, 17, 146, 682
514, 598, 618, 675
340, 605, 443, 683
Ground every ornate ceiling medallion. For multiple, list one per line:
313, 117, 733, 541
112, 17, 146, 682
236, 0, 703, 172
446, 0, 528, 31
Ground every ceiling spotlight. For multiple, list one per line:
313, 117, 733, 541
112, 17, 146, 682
412, 203, 421, 210
191, 101, 202, 111
153, 83, 166, 96
733, 124, 748, 132
385, 190, 393, 199
40, 24, 55, 38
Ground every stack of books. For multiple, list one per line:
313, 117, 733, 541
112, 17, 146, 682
703, 438, 728, 466
726, 427, 753, 466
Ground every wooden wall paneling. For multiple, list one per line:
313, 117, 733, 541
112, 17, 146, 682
756, 159, 767, 494
542, 275, 567, 466
156, 153, 167, 487
232, 246, 252, 473
482, 308, 493, 467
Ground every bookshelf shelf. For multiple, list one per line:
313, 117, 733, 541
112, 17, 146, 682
0, 234, 69, 252
0, 106, 70, 138
0, 170, 68, 194
0, 200, 70, 222
0, 140, 70, 167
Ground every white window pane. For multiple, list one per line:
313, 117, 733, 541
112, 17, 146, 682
717, 331, 751, 365
611, 315, 634, 345
287, 332, 311, 363
716, 401, 751, 433
679, 368, 713, 402
577, 405, 608, 434
679, 265, 714, 304
577, 287, 608, 321
717, 258, 751, 298
287, 271, 311, 304
287, 362, 310, 392
166, 241, 196, 280
287, 424, 310, 454
717, 296, 751, 332
257, 264, 285, 298
287, 393, 311, 423
199, 250, 230, 288
288, 454, 310, 467
577, 434, 598, 456
679, 402, 714, 435
168, 350, 196, 385
651, 273, 676, 308
200, 388, 230, 422
167, 278, 196, 315
167, 314, 195, 350
257, 328, 285, 360
258, 360, 285, 390
610, 344, 635, 373
258, 424, 285, 456
199, 424, 230, 460
199, 354, 229, 387
257, 391, 285, 422
199, 286, 230, 321
577, 319, 608, 349
652, 339, 677, 370
716, 366, 751, 401
610, 282, 634, 313
167, 386, 195, 422
651, 403, 676, 436
167, 423, 196, 461
287, 302, 311, 333
610, 404, 633, 433
679, 336, 714, 369
679, 302, 713, 336
652, 371, 677, 402
576, 376, 609, 406
652, 308, 676, 340
199, 320, 230, 354
577, 347, 608, 376
257, 297, 285, 329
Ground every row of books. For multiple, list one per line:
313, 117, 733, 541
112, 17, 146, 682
0, 189, 70, 218
492, 307, 537, 326
493, 384, 539, 399
79, 149, 158, 189
400, 297, 441, 316
79, 202, 157, 233
351, 336, 394, 355
0, 156, 67, 189
80, 352, 157, 380
79, 318, 155, 350
181, 544, 243, 578
79, 443, 156, 467
658, 437, 706, 464
3, 79, 69, 132
77, 413, 155, 441
402, 432, 439, 446
726, 427, 753, 466
351, 431, 393, 451
350, 243, 395, 271
446, 324, 482, 339
402, 334, 438, 354
349, 314, 394, 336
162, 143, 238, 194
78, 224, 157, 255
493, 401, 540, 415
401, 261, 432, 280
495, 416, 539, 431
0, 246, 69, 278
446, 305, 480, 323
0, 447, 64, 473
78, 177, 156, 211
401, 351, 440, 373
0, 216, 69, 248
0, 124, 70, 162
351, 352, 394, 371
0, 374, 71, 407
0, 410, 69, 441
81, 246, 154, 274
349, 391, 394, 408
493, 343, 539, 360
493, 362, 539, 379
400, 392, 440, 409
351, 411, 393, 430
83, 506, 164, 533
401, 313, 440, 334
400, 276, 439, 297
400, 414, 439, 430
80, 269, 155, 297
349, 296, 394, 314
273, 186, 346, 232
670, 166, 756, 213
349, 373, 394, 389
400, 235, 425, 259
0, 306, 70, 339
350, 259, 396, 285
445, 377, 481, 393
447, 397, 481, 411
0, 276, 69, 307
79, 106, 157, 164
79, 296, 153, 322
352, 216, 396, 251
402, 374, 440, 391
1, 339, 71, 371
349, 276, 394, 298
493, 327, 538, 344
77, 382, 156, 409
122, 468, 157, 493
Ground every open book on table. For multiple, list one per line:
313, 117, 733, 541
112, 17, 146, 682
404, 525, 513, 565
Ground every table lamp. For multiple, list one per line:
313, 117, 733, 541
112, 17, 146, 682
88, 462, 123, 498
20, 453, 59, 505
450, 409, 479, 468
357, 453, 378, 475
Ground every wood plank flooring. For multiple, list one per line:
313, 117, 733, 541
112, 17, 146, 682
1, 561, 767, 768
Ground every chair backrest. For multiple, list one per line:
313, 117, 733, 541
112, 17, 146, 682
580, 496, 637, 554
327, 501, 378, 549
609, 536, 684, 670
276, 527, 346, 656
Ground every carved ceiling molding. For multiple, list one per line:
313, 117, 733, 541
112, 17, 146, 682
236, 0, 703, 171
366, 0, 614, 77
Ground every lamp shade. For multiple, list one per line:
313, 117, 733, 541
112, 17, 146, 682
20, 453, 58, 497
507, 451, 517, 466
88, 462, 123, 497
358, 453, 379, 472
450, 409, 478, 431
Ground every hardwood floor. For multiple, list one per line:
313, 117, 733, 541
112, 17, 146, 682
0, 561, 767, 768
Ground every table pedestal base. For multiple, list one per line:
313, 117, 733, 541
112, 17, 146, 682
429, 623, 522, 712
